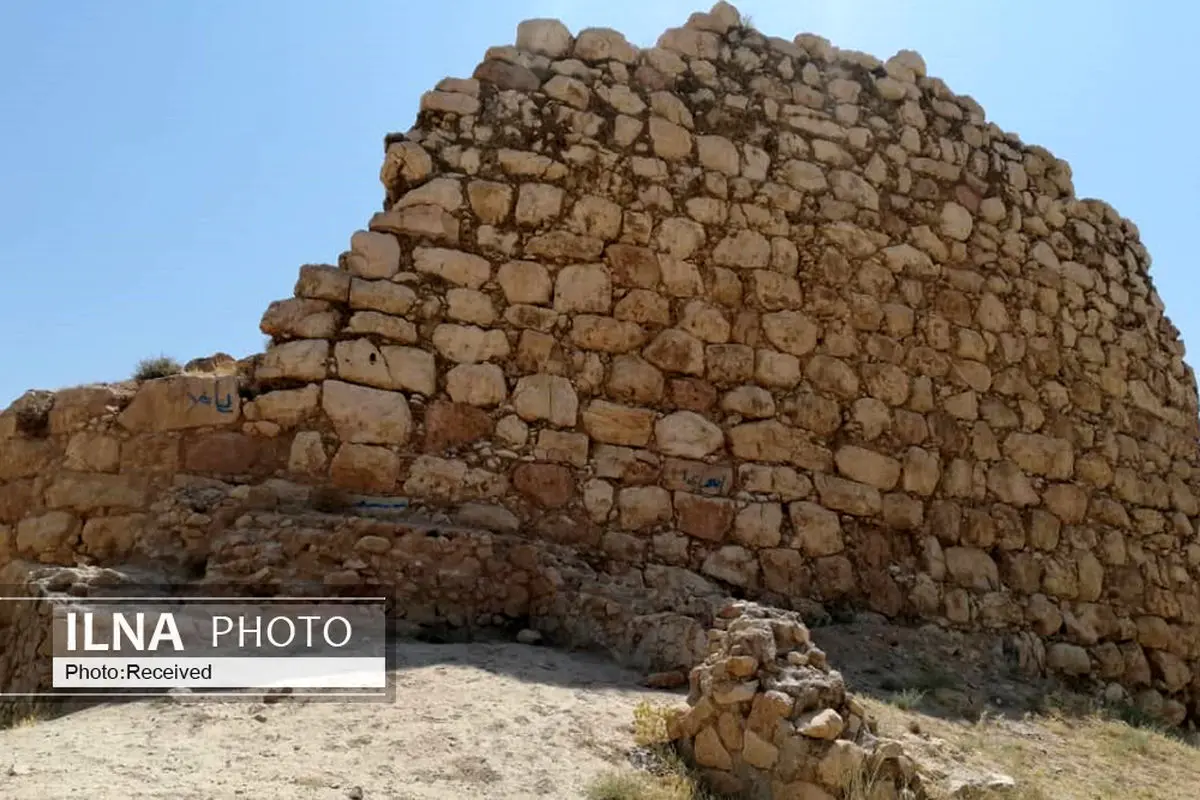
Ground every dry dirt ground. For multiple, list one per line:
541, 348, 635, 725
0, 636, 680, 800
2, 619, 1199, 799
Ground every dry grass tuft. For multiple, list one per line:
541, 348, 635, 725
133, 355, 182, 381
585, 702, 720, 800
862, 694, 1200, 800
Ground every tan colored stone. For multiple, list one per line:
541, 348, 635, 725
607, 355, 665, 404
79, 514, 144, 560
349, 278, 417, 315
257, 340, 329, 383
615, 290, 670, 325
419, 90, 480, 115
789, 501, 843, 556
605, 244, 661, 289
946, 546, 999, 590
16, 511, 80, 559
702, 545, 758, 587
294, 264, 350, 302
413, 247, 491, 288
517, 18, 573, 57
321, 380, 412, 445
516, 183, 565, 227
583, 478, 615, 522
497, 260, 552, 305
118, 375, 241, 432
467, 180, 514, 225
755, 349, 802, 388
814, 474, 881, 516
570, 195, 623, 240
446, 364, 508, 407
582, 400, 655, 447
431, 324, 510, 363
618, 486, 673, 530
254, 385, 320, 428
63, 432, 120, 473
797, 709, 844, 739
675, 492, 734, 541
679, 301, 730, 343
734, 503, 783, 548
345, 230, 401, 279
512, 463, 576, 508
446, 288, 497, 326
644, 329, 705, 375
345, 311, 417, 343
901, 446, 940, 496
941, 201, 973, 241
423, 401, 492, 453
1002, 432, 1074, 480
330, 443, 399, 493
260, 298, 339, 339
554, 263, 612, 312
761, 311, 819, 357
694, 725, 732, 770
712, 229, 770, 269
512, 374, 579, 427
184, 432, 261, 475
543, 75, 591, 109
402, 455, 468, 499
370, 204, 460, 243
697, 135, 740, 176
648, 117, 692, 160
654, 411, 724, 458
834, 445, 901, 491
570, 315, 647, 352
721, 386, 775, 418
288, 430, 327, 476
381, 140, 433, 187
45, 473, 148, 511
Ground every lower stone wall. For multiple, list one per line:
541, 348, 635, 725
1, 374, 1199, 726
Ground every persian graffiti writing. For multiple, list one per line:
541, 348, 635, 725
187, 384, 235, 413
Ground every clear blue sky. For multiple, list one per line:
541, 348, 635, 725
1, 1, 1196, 408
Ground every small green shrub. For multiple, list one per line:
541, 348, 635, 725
133, 355, 182, 380
889, 688, 926, 711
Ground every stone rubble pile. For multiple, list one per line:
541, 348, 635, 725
671, 600, 923, 799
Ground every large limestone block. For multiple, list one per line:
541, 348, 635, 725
256, 340, 329, 383
321, 380, 413, 445
260, 298, 339, 339
329, 443, 400, 494
497, 260, 552, 304
118, 375, 241, 432
344, 230, 401, 279
833, 445, 901, 491
582, 400, 655, 446
431, 324, 510, 363
413, 247, 491, 288
512, 374, 579, 427
516, 18, 573, 58
655, 411, 723, 458
554, 263, 612, 313
573, 27, 638, 64
16, 511, 80, 559
44, 472, 148, 511
252, 384, 321, 428
446, 364, 508, 407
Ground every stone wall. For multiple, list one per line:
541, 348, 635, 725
3, 2, 1200, 727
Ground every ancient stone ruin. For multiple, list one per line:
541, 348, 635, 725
672, 600, 923, 798
3, 0, 1200, 781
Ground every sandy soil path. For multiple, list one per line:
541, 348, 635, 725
0, 639, 681, 800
